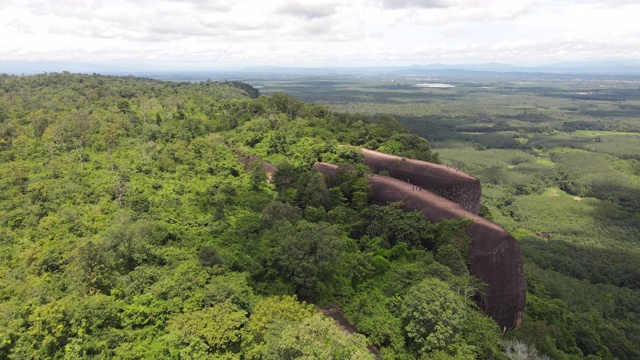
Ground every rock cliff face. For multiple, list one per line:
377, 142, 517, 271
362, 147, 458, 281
361, 149, 481, 214
313, 162, 526, 330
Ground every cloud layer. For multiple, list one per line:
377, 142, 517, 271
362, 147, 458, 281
0, 0, 638, 68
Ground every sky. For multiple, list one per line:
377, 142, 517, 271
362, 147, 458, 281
1, 0, 639, 70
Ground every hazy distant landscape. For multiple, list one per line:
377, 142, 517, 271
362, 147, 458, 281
4, 59, 640, 76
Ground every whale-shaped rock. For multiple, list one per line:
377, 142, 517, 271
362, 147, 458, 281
314, 162, 526, 330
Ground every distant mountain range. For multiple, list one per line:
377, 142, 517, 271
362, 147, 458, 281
393, 61, 640, 75
2, 60, 640, 77
0, 61, 136, 75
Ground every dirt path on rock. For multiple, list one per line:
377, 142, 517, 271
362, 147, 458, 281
317, 305, 382, 360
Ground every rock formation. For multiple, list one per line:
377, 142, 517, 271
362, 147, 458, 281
313, 162, 526, 330
238, 155, 277, 183
361, 149, 481, 214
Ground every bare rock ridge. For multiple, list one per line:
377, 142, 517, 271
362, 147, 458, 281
313, 162, 526, 330
361, 149, 482, 214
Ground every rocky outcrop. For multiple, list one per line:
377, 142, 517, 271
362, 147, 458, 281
313, 162, 526, 330
361, 149, 481, 214
238, 155, 277, 183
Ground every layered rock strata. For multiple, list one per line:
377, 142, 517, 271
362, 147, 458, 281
361, 149, 481, 214
314, 162, 526, 330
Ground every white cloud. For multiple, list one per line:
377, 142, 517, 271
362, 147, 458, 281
377, 0, 452, 9
575, 0, 640, 8
277, 2, 337, 19
0, 0, 638, 68
385, 0, 541, 26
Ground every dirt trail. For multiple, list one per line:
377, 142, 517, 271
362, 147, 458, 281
318, 305, 383, 360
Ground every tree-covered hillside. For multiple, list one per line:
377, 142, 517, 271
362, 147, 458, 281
0, 73, 509, 359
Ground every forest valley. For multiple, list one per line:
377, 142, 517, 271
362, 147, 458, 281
0, 73, 638, 359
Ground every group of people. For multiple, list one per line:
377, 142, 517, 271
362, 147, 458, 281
407, 180, 423, 192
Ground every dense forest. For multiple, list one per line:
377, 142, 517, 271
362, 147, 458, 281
0, 73, 513, 359
1, 72, 638, 359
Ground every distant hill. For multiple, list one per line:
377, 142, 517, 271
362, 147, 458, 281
3, 60, 640, 78
396, 60, 640, 75
0, 60, 136, 74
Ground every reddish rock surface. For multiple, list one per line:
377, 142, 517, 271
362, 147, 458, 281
361, 149, 481, 214
238, 155, 277, 183
314, 162, 526, 330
